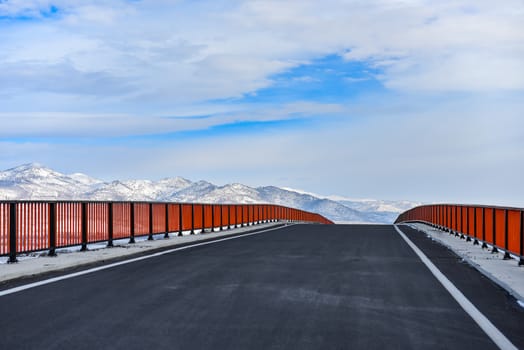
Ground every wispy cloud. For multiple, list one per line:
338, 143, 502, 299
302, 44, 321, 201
0, 101, 344, 138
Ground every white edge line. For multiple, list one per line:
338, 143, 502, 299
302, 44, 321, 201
406, 223, 524, 307
394, 225, 517, 350
0, 225, 287, 297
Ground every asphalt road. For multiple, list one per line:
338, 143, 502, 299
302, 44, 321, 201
1, 224, 523, 349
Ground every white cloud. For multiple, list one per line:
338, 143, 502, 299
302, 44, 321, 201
383, 52, 524, 91
1, 0, 522, 111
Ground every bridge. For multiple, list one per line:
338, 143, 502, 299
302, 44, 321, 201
0, 201, 523, 349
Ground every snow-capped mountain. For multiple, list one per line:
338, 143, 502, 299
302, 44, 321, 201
0, 163, 104, 200
0, 164, 419, 223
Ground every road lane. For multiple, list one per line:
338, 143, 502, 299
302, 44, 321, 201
0, 224, 519, 349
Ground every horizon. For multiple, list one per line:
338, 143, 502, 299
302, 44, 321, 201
1, 1, 523, 207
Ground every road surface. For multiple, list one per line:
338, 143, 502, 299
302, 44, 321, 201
1, 224, 523, 349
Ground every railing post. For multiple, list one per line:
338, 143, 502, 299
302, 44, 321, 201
164, 204, 169, 239
453, 205, 459, 237
241, 205, 244, 228
446, 205, 450, 232
234, 205, 238, 228
519, 210, 524, 266
190, 204, 195, 235
227, 205, 231, 230
481, 207, 488, 248
460, 207, 465, 239
8, 203, 18, 263
219, 205, 223, 231
503, 209, 511, 260
178, 204, 183, 236
107, 202, 114, 247
492, 209, 498, 253
148, 203, 154, 241
48, 202, 57, 256
201, 204, 206, 233
81, 202, 88, 251
211, 205, 215, 232
466, 207, 471, 242
129, 203, 136, 243
473, 207, 479, 245
449, 205, 452, 232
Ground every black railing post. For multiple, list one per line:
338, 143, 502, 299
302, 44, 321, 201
148, 203, 154, 241
492, 209, 498, 253
482, 207, 488, 249
49, 202, 57, 256
454, 206, 459, 237
241, 205, 244, 228
473, 207, 479, 245
460, 207, 465, 239
220, 205, 223, 231
178, 204, 183, 236
164, 204, 169, 239
444, 206, 447, 232
466, 207, 471, 242
227, 205, 231, 230
449, 206, 454, 235
234, 206, 238, 228
201, 205, 206, 233
211, 205, 215, 232
449, 206, 452, 232
129, 203, 136, 243
8, 203, 18, 263
503, 209, 511, 260
519, 210, 524, 266
190, 204, 195, 235
107, 202, 114, 247
454, 206, 458, 235
81, 202, 88, 251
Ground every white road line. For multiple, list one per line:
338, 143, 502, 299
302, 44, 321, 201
0, 225, 288, 297
394, 225, 517, 350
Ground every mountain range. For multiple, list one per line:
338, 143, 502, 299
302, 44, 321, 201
0, 163, 421, 223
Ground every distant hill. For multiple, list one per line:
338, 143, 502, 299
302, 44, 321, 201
0, 163, 420, 223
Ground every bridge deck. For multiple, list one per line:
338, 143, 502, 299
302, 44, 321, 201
1, 224, 522, 349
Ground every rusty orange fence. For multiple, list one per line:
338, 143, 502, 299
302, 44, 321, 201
0, 201, 333, 262
395, 204, 524, 265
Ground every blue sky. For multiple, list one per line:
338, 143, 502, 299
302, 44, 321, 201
1, 0, 523, 206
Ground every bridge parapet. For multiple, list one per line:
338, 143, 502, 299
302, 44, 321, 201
0, 201, 333, 263
396, 204, 524, 266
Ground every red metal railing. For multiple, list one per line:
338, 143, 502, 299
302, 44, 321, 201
1, 201, 333, 262
395, 204, 524, 265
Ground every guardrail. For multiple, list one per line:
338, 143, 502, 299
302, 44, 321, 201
395, 204, 524, 266
1, 201, 333, 263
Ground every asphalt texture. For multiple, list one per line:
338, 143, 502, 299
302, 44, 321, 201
0, 224, 522, 350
